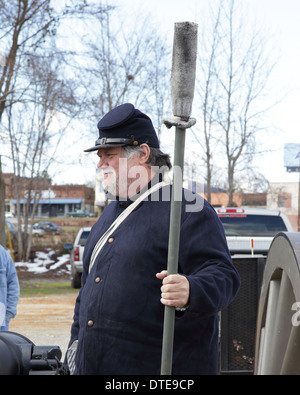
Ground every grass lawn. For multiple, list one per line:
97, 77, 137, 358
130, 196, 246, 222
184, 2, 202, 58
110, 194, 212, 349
19, 281, 79, 297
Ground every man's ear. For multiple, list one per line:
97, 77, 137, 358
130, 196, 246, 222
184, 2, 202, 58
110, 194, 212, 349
138, 144, 150, 164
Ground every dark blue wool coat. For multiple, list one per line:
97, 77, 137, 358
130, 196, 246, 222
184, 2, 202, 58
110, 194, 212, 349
68, 185, 240, 375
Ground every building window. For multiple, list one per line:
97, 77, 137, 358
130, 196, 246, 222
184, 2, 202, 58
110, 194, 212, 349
278, 196, 286, 208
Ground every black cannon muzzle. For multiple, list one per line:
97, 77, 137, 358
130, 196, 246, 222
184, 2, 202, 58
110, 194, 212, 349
0, 331, 65, 375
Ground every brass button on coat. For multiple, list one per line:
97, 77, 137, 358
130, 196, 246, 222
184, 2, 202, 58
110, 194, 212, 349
88, 320, 94, 327
95, 277, 101, 283
108, 237, 114, 243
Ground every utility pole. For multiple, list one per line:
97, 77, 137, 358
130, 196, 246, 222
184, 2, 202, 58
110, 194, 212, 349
0, 156, 6, 246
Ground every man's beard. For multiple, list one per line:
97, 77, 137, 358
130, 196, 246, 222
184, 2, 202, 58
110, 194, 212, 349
102, 169, 129, 201
101, 160, 153, 201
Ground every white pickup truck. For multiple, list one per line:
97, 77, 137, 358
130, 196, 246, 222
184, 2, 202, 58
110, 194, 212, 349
215, 207, 294, 374
215, 207, 294, 255
69, 227, 92, 288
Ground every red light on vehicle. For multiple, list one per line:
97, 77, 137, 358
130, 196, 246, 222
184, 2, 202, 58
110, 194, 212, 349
217, 208, 245, 214
74, 246, 79, 261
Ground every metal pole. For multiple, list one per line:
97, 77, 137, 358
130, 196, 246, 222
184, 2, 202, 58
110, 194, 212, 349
160, 21, 198, 375
160, 126, 186, 375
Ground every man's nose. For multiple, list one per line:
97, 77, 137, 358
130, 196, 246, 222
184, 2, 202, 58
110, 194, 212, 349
97, 158, 105, 169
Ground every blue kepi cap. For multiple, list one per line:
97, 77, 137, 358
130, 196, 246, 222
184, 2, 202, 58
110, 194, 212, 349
84, 103, 159, 152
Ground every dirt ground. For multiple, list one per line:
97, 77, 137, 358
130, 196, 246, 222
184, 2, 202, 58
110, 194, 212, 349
9, 293, 78, 359
9, 256, 78, 361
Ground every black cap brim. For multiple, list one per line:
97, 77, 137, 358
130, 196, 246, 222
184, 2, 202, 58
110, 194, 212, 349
84, 143, 126, 152
84, 137, 135, 152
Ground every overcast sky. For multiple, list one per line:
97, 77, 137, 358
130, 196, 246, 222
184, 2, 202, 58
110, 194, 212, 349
47, 0, 300, 186
123, 0, 300, 184
2, 0, 298, 187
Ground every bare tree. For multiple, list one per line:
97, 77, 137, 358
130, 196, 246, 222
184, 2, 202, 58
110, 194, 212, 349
193, 3, 222, 203
5, 48, 78, 261
74, 9, 171, 137
0, 156, 5, 247
214, 0, 276, 205
0, 0, 109, 250
194, 0, 277, 205
0, 0, 57, 247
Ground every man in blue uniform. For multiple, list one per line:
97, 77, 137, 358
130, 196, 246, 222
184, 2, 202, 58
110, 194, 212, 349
67, 103, 240, 375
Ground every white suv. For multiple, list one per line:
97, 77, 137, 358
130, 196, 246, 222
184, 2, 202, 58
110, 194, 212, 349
215, 207, 294, 255
69, 227, 91, 288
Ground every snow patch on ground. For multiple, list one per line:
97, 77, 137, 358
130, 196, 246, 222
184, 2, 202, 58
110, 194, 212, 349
14, 248, 71, 275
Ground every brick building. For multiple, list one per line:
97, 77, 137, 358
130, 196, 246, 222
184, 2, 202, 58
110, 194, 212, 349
3, 173, 95, 217
267, 182, 299, 231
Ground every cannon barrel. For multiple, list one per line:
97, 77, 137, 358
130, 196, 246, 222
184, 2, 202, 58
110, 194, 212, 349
0, 331, 63, 375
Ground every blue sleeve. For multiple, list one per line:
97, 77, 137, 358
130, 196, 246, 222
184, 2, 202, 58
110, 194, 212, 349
5, 250, 20, 321
179, 201, 240, 317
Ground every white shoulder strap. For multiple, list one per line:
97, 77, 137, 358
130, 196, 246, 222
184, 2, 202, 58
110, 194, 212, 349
88, 181, 167, 273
